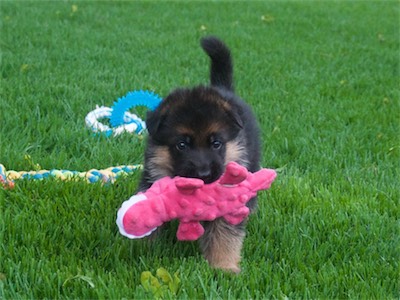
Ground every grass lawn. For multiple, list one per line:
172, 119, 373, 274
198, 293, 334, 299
1, 1, 399, 298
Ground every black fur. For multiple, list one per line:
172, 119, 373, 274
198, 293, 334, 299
201, 36, 234, 91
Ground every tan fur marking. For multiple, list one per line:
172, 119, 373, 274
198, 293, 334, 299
218, 99, 232, 112
206, 122, 224, 134
178, 122, 226, 146
200, 218, 245, 273
225, 139, 249, 167
176, 126, 195, 136
148, 146, 173, 180
197, 122, 226, 146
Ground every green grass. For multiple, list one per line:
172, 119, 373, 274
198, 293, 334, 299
1, 1, 399, 298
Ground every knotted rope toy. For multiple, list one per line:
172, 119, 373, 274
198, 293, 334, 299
2, 90, 160, 188
116, 162, 277, 241
0, 164, 142, 188
85, 90, 162, 136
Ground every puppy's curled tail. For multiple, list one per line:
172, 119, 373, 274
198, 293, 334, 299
201, 36, 234, 91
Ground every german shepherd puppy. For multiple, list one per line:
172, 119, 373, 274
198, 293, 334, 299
138, 36, 261, 273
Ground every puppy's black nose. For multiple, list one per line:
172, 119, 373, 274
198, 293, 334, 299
196, 169, 212, 183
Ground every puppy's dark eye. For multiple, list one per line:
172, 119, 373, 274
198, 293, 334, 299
176, 141, 188, 151
211, 140, 222, 150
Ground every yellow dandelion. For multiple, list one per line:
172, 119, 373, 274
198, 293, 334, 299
20, 64, 29, 72
261, 15, 275, 23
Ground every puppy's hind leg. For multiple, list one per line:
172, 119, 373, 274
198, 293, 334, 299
199, 218, 245, 273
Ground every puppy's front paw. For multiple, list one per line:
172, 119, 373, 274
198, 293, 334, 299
209, 260, 241, 274
204, 249, 242, 274
200, 218, 245, 274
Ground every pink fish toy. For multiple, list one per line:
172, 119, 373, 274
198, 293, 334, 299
116, 161, 277, 241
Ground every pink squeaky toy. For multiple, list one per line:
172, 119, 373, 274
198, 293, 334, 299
116, 162, 277, 241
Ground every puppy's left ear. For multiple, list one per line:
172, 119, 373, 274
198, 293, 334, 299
223, 107, 243, 140
227, 107, 243, 130
219, 96, 243, 130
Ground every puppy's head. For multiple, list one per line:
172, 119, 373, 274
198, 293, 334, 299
145, 86, 243, 183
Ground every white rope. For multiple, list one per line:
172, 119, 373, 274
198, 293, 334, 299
85, 106, 146, 136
